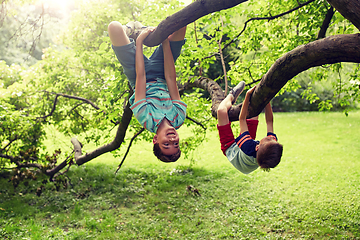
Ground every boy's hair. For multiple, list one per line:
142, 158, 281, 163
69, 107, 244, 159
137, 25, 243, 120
153, 143, 181, 163
256, 141, 283, 171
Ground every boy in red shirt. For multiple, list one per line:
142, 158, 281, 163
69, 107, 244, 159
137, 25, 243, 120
217, 82, 283, 174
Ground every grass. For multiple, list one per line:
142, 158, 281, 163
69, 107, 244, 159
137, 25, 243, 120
1, 111, 360, 239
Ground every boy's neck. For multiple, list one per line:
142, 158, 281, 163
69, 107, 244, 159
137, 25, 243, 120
157, 118, 173, 134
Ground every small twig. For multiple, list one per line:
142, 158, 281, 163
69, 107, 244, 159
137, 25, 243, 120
194, 20, 203, 76
115, 128, 145, 175
186, 116, 207, 130
52, 162, 73, 181
204, 0, 316, 60
0, 136, 18, 152
218, 16, 228, 95
37, 91, 102, 120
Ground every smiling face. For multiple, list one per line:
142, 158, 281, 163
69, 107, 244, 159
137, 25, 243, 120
153, 126, 180, 156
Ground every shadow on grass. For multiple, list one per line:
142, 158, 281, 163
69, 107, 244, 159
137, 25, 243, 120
0, 163, 227, 220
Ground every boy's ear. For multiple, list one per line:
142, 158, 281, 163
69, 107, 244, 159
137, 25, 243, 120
255, 144, 260, 152
153, 135, 158, 144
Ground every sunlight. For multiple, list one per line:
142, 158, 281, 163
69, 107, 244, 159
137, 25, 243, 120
37, 0, 74, 14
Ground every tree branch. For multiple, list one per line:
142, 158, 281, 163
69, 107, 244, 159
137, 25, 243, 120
143, 0, 249, 47
115, 128, 145, 174
317, 6, 335, 39
186, 116, 207, 130
203, 0, 316, 60
218, 16, 228, 95
72, 100, 134, 165
327, 0, 360, 31
234, 34, 360, 121
38, 91, 102, 120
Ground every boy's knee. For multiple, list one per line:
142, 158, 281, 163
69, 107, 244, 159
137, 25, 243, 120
108, 21, 123, 33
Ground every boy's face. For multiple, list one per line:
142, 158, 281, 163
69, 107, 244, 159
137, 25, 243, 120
153, 127, 180, 155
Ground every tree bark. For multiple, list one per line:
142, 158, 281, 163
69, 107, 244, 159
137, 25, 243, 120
143, 0, 248, 47
180, 76, 226, 117
224, 34, 360, 121
327, 0, 360, 31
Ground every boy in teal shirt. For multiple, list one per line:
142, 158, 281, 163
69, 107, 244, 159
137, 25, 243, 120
108, 21, 187, 162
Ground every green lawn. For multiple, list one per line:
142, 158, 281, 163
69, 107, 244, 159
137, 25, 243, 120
1, 111, 360, 239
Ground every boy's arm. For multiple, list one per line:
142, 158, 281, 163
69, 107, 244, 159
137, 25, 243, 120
265, 102, 274, 133
134, 28, 155, 103
163, 38, 181, 101
239, 86, 256, 134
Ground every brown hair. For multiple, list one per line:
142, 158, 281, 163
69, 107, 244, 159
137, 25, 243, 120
153, 143, 181, 163
256, 141, 283, 171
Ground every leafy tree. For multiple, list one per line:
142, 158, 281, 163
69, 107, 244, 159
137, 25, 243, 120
1, 0, 360, 193
0, 0, 74, 66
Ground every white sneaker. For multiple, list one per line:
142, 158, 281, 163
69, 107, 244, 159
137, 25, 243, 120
124, 21, 135, 37
229, 81, 245, 104
131, 21, 148, 40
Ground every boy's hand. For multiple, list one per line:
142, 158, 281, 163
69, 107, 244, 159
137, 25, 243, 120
136, 27, 155, 43
246, 85, 256, 96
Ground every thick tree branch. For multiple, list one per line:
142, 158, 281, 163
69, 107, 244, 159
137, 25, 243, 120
327, 0, 360, 31
184, 34, 360, 121
230, 34, 360, 121
143, 0, 248, 47
72, 101, 133, 165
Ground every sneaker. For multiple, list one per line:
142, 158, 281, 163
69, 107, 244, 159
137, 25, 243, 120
124, 21, 135, 37
130, 21, 148, 40
229, 81, 245, 104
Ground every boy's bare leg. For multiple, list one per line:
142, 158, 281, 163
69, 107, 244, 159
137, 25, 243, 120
108, 21, 131, 47
168, 26, 187, 41
217, 94, 233, 126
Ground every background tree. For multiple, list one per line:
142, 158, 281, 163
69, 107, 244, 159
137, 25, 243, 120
1, 0, 359, 192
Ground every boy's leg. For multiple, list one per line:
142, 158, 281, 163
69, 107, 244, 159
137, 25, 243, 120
217, 94, 233, 126
247, 116, 259, 140
108, 21, 131, 47
217, 94, 236, 155
108, 21, 138, 89
145, 26, 187, 80
168, 26, 187, 42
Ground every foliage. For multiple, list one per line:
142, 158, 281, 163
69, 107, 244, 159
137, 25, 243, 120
1, 0, 360, 190
0, 1, 71, 66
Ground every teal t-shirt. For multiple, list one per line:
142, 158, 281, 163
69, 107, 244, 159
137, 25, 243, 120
129, 78, 187, 133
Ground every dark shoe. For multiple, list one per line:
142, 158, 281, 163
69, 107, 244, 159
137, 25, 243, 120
229, 81, 245, 104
